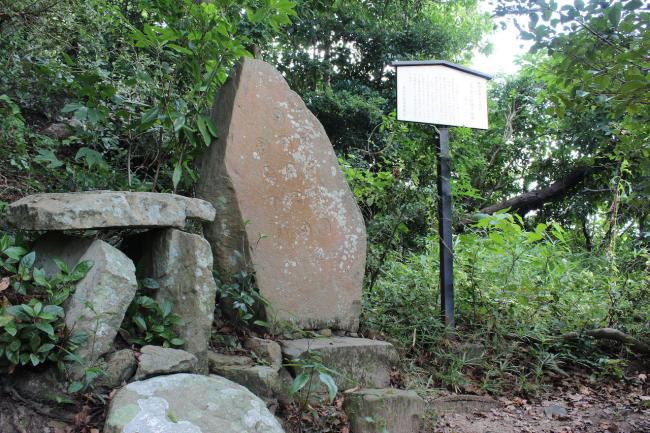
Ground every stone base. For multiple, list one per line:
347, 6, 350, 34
344, 388, 425, 433
207, 351, 292, 404
280, 337, 399, 390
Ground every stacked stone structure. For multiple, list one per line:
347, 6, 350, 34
3, 58, 424, 433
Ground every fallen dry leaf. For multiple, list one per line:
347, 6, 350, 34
0, 276, 9, 292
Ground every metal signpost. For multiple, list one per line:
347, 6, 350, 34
393, 60, 491, 328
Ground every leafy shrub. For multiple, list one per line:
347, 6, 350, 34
0, 233, 92, 373
215, 270, 270, 329
0, 0, 296, 199
120, 278, 185, 348
363, 213, 650, 392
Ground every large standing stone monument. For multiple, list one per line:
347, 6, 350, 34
196, 58, 366, 331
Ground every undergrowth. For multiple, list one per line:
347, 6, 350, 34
363, 213, 650, 396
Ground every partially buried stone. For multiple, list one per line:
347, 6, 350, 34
97, 349, 137, 389
134, 346, 198, 380
344, 388, 425, 433
103, 373, 285, 433
5, 191, 216, 230
196, 57, 366, 332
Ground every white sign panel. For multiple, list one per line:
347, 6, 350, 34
396, 64, 489, 130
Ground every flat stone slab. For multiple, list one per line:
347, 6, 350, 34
196, 58, 366, 332
281, 337, 399, 389
6, 191, 216, 230
344, 388, 425, 433
104, 373, 285, 433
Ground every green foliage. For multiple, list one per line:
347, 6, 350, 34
285, 349, 338, 404
269, 0, 491, 152
364, 213, 649, 392
215, 270, 270, 329
0, 233, 92, 374
0, 0, 295, 200
494, 0, 650, 231
121, 285, 185, 348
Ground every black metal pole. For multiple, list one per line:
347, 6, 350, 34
436, 126, 454, 328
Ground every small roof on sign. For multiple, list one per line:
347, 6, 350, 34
391, 60, 492, 80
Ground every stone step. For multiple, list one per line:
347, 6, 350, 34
280, 337, 399, 390
344, 388, 425, 433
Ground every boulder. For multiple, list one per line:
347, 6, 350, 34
33, 234, 138, 366
134, 346, 198, 380
97, 349, 137, 389
6, 191, 215, 230
104, 373, 285, 433
281, 337, 399, 390
196, 57, 366, 332
244, 337, 283, 367
132, 229, 218, 372
344, 388, 425, 433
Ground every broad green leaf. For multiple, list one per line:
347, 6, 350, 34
75, 147, 107, 170
141, 107, 159, 124
36, 322, 55, 336
289, 371, 310, 395
172, 162, 182, 189
134, 315, 147, 331
173, 115, 186, 132
70, 260, 94, 281
3, 246, 27, 261
319, 372, 338, 402
197, 115, 211, 146
170, 338, 185, 346
68, 381, 83, 393
34, 148, 64, 169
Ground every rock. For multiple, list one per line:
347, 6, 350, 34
104, 373, 285, 433
209, 364, 293, 404
318, 328, 333, 337
280, 337, 399, 390
132, 229, 218, 372
544, 404, 569, 419
344, 388, 425, 433
134, 346, 198, 380
6, 191, 216, 230
97, 349, 137, 388
42, 122, 73, 139
196, 57, 366, 332
8, 368, 72, 406
33, 234, 138, 366
244, 337, 283, 367
207, 351, 255, 369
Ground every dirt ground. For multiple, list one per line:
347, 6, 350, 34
430, 374, 650, 433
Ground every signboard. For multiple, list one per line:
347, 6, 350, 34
395, 61, 490, 130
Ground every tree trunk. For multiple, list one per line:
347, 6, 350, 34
478, 165, 595, 216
